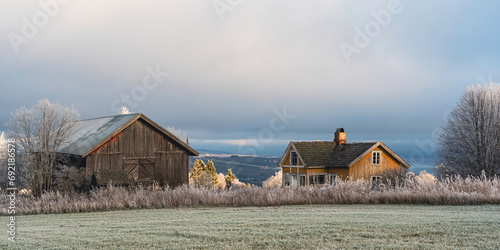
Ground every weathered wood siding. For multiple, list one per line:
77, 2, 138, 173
85, 153, 124, 183
85, 118, 189, 186
155, 152, 188, 187
89, 119, 184, 156
282, 166, 307, 174
348, 146, 404, 180
302, 168, 349, 184
327, 168, 349, 181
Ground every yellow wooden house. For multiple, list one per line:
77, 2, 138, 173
278, 128, 410, 187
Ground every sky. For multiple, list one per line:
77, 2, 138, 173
1, 1, 500, 171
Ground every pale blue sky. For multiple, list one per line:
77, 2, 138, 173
1, 1, 500, 170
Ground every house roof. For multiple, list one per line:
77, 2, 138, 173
290, 141, 337, 167
326, 141, 411, 168
326, 142, 377, 168
279, 140, 410, 169
59, 113, 199, 157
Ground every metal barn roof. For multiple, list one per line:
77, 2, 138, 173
59, 114, 138, 156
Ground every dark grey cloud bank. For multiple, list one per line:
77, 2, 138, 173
1, 1, 500, 168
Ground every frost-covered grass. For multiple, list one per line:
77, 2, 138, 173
1, 205, 499, 249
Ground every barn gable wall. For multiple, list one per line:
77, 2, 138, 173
90, 118, 184, 156
85, 118, 189, 186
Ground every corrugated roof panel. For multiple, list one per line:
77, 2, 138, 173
59, 114, 138, 156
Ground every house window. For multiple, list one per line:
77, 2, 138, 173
291, 152, 298, 166
329, 174, 337, 185
372, 151, 381, 165
284, 174, 306, 187
299, 175, 306, 186
284, 174, 291, 186
318, 175, 325, 184
309, 174, 326, 185
371, 175, 382, 184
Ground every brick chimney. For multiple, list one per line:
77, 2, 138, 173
334, 128, 346, 145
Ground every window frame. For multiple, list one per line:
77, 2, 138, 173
299, 175, 306, 186
372, 151, 382, 165
371, 175, 382, 185
284, 173, 306, 187
291, 151, 298, 166
284, 173, 291, 186
309, 174, 326, 185
329, 174, 338, 185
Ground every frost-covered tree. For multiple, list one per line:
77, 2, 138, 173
225, 169, 236, 188
190, 159, 206, 188
0, 131, 5, 161
0, 131, 5, 150
263, 170, 282, 188
436, 84, 500, 178
166, 126, 187, 143
215, 173, 226, 190
7, 99, 79, 196
190, 159, 218, 188
415, 170, 436, 185
119, 106, 131, 114
0, 131, 7, 188
205, 160, 218, 187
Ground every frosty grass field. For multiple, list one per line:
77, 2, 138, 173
2, 205, 499, 249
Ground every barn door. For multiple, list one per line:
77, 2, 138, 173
123, 157, 155, 184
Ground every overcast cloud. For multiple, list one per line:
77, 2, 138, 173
1, 0, 500, 160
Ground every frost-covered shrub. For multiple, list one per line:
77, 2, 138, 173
263, 170, 282, 189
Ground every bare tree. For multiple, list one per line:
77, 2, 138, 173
52, 165, 86, 194
436, 84, 500, 178
6, 99, 79, 196
381, 167, 408, 186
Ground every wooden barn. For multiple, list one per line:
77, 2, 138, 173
58, 113, 198, 187
278, 128, 410, 187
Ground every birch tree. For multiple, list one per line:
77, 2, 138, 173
7, 99, 79, 196
436, 84, 500, 178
